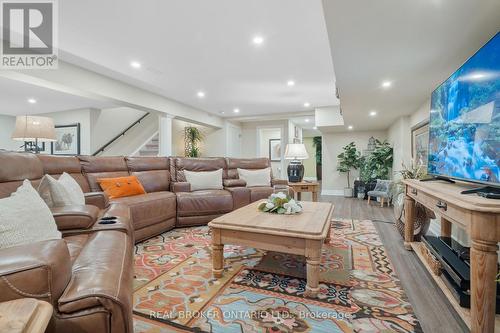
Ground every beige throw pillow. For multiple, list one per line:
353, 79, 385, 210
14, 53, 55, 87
38, 172, 85, 207
237, 167, 271, 187
0, 180, 61, 249
184, 169, 223, 191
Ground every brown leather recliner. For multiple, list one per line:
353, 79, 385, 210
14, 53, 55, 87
225, 157, 289, 201
78, 156, 176, 242
170, 157, 234, 226
0, 152, 134, 333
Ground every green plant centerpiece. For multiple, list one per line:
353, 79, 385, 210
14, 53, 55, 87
184, 126, 203, 157
336, 142, 361, 197
258, 192, 302, 215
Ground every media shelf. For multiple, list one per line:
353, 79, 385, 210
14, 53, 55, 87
410, 242, 500, 331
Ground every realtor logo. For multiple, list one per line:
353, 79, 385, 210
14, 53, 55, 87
1, 0, 58, 69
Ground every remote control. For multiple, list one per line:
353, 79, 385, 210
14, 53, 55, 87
99, 220, 117, 225
100, 216, 117, 220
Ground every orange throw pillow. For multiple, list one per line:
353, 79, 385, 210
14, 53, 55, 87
97, 175, 146, 199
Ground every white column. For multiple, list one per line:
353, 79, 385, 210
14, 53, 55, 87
158, 113, 174, 156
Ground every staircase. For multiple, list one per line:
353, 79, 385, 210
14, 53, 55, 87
137, 133, 159, 156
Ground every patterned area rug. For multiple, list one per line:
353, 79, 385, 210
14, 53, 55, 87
133, 219, 423, 333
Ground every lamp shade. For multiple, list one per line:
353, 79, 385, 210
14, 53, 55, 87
284, 143, 309, 160
11, 116, 56, 141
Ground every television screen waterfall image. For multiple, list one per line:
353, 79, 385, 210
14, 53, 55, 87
428, 32, 500, 185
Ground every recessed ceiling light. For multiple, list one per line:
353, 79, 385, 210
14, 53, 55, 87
197, 91, 205, 98
313, 126, 317, 130
381, 80, 392, 88
304, 102, 310, 107
348, 125, 353, 130
287, 80, 295, 86
130, 61, 141, 69
305, 118, 310, 123
369, 111, 377, 116
252, 36, 264, 45
27, 98, 37, 104
220, 111, 225, 115
233, 108, 240, 113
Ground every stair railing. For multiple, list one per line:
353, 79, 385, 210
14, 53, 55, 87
92, 112, 150, 156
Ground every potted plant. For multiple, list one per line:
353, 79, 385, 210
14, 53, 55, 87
367, 139, 393, 180
337, 142, 361, 197
312, 136, 322, 180
184, 127, 203, 157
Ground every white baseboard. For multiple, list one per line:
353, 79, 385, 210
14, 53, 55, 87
321, 189, 344, 196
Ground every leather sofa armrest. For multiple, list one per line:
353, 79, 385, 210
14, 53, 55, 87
172, 182, 191, 193
51, 205, 100, 231
271, 178, 288, 186
0, 239, 72, 307
225, 187, 251, 210
223, 179, 247, 187
84, 192, 109, 209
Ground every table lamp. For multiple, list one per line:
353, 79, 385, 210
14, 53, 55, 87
11, 116, 56, 153
284, 143, 309, 182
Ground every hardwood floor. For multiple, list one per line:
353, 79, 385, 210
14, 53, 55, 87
316, 195, 469, 333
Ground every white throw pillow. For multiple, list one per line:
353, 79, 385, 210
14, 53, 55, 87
38, 172, 85, 207
237, 167, 271, 187
0, 180, 61, 249
184, 169, 223, 191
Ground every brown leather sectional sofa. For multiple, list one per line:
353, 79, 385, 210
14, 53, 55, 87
0, 151, 286, 333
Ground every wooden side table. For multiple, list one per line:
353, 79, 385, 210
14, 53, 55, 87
288, 181, 320, 202
0, 298, 53, 333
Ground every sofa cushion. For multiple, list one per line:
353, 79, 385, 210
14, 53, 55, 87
126, 157, 170, 193
0, 151, 43, 199
237, 167, 271, 187
78, 156, 129, 192
0, 180, 61, 249
176, 189, 233, 217
98, 175, 147, 199
249, 186, 274, 202
37, 155, 91, 192
226, 157, 271, 180
184, 169, 223, 191
171, 157, 227, 182
38, 173, 85, 207
111, 192, 176, 230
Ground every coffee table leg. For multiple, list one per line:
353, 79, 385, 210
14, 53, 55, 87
212, 228, 224, 278
325, 222, 331, 244
305, 240, 321, 298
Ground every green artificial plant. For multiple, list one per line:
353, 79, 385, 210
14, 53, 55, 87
336, 142, 361, 189
184, 126, 203, 157
362, 139, 393, 181
312, 136, 322, 165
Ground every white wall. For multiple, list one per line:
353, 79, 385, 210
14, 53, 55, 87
322, 130, 387, 195
258, 127, 282, 177
39, 108, 94, 155
0, 114, 21, 151
91, 107, 147, 153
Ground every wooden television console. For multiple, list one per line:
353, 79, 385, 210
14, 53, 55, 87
403, 179, 500, 333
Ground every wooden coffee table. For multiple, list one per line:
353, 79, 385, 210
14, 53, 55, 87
0, 298, 52, 333
208, 200, 333, 297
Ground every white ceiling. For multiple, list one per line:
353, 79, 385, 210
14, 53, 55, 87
58, 0, 337, 118
0, 77, 114, 116
322, 0, 500, 131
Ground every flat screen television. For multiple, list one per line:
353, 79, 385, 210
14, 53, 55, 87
428, 32, 500, 188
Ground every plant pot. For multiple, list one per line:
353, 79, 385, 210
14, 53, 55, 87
316, 164, 322, 181
344, 187, 353, 197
